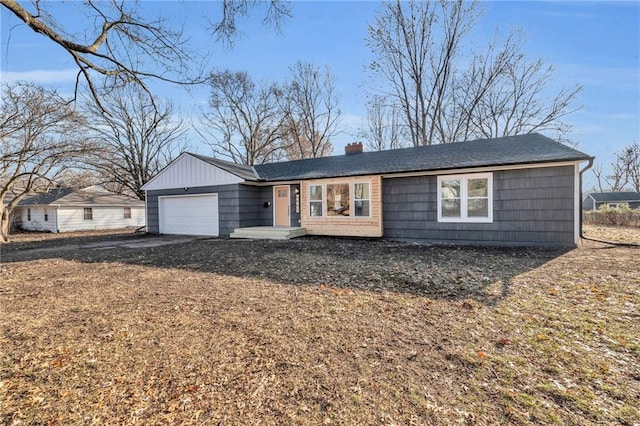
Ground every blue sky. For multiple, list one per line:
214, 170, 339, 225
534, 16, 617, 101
1, 1, 639, 190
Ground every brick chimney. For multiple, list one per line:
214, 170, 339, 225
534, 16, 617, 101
345, 142, 364, 155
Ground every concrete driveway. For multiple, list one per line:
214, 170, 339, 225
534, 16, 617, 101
6, 234, 207, 257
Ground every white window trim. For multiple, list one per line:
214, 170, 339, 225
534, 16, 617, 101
307, 181, 374, 219
326, 182, 351, 218
353, 181, 371, 218
308, 184, 324, 218
437, 173, 493, 223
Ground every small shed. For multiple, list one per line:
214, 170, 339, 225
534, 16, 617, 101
582, 192, 640, 211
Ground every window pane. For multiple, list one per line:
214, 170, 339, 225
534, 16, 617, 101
468, 178, 488, 198
309, 185, 322, 201
354, 183, 369, 200
442, 199, 461, 217
441, 179, 460, 199
327, 183, 350, 216
468, 199, 488, 217
310, 201, 323, 217
355, 200, 370, 217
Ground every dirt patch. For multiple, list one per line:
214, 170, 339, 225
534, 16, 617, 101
1, 233, 639, 425
583, 224, 640, 244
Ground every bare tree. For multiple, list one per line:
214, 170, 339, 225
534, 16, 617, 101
281, 61, 340, 160
0, 82, 91, 241
200, 70, 286, 165
367, 0, 581, 146
594, 142, 640, 193
360, 95, 407, 151
1, 0, 290, 108
620, 142, 640, 193
82, 86, 188, 200
213, 0, 292, 46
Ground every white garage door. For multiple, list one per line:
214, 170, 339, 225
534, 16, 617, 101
159, 194, 219, 236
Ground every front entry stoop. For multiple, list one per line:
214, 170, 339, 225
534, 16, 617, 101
229, 226, 306, 240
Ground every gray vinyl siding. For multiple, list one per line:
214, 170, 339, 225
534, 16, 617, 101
383, 166, 577, 246
238, 185, 273, 228
147, 184, 272, 237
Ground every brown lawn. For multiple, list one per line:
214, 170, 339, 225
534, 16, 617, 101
1, 229, 639, 425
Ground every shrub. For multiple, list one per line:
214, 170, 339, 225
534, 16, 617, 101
583, 205, 640, 227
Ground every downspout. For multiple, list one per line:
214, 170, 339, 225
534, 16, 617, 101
579, 157, 594, 241
53, 204, 60, 233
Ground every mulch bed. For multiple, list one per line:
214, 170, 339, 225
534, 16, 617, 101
1, 229, 639, 424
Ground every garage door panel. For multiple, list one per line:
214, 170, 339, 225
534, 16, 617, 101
159, 194, 219, 236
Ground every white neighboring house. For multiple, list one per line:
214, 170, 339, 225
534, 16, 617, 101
18, 186, 145, 233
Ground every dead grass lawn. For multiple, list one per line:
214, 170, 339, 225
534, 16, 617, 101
1, 233, 639, 425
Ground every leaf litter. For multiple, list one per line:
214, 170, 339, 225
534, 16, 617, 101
0, 226, 639, 424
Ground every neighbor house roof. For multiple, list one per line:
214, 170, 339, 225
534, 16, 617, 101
19, 187, 145, 207
586, 192, 640, 203
251, 133, 592, 181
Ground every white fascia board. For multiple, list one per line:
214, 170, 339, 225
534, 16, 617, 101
380, 160, 583, 179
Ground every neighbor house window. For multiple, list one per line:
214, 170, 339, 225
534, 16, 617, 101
27, 208, 31, 221
83, 207, 93, 220
354, 182, 370, 217
437, 173, 492, 223
327, 183, 350, 216
124, 207, 131, 219
44, 209, 48, 222
309, 185, 323, 217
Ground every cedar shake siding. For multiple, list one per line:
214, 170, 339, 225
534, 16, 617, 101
383, 165, 577, 246
146, 184, 273, 237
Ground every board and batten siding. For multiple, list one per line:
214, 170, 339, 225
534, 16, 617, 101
383, 165, 577, 246
142, 153, 243, 191
146, 184, 272, 237
56, 206, 145, 232
300, 175, 383, 237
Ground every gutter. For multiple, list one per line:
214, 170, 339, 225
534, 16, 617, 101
578, 157, 640, 247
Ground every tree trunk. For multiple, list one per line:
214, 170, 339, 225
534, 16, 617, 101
0, 207, 10, 243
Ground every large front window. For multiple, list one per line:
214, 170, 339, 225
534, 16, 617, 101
306, 181, 372, 218
437, 173, 492, 223
327, 183, 350, 216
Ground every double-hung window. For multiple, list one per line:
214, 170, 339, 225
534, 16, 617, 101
354, 182, 370, 217
83, 207, 93, 220
309, 185, 323, 217
437, 173, 492, 223
124, 207, 132, 219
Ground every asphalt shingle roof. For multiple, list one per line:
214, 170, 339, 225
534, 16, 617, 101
19, 187, 145, 207
189, 153, 260, 182
252, 133, 591, 181
587, 192, 640, 202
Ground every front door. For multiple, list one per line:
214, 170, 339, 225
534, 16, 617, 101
274, 185, 290, 227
